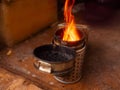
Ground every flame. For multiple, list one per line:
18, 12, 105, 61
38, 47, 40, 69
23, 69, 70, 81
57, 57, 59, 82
63, 0, 80, 41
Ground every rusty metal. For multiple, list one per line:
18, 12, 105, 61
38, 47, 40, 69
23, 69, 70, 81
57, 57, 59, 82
34, 60, 52, 73
52, 23, 88, 84
33, 44, 76, 76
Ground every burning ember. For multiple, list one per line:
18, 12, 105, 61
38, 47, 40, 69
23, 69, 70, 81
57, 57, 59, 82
63, 0, 81, 42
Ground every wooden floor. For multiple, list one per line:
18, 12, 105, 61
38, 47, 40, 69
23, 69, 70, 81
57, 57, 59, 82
0, 68, 42, 90
0, 10, 120, 90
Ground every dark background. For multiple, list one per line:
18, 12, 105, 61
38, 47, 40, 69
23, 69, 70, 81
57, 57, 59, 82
57, 0, 120, 22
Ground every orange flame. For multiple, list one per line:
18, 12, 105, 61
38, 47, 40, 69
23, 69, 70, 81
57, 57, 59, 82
63, 0, 80, 41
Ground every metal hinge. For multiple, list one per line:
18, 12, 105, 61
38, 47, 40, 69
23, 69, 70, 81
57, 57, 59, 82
34, 60, 52, 74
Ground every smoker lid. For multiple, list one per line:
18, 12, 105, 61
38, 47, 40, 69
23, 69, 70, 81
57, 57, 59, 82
33, 44, 76, 64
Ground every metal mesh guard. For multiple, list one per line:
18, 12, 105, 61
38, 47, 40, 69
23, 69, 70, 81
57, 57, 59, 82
54, 45, 86, 84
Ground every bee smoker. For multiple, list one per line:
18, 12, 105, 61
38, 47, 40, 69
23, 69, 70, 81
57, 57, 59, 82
34, 44, 76, 76
52, 23, 88, 84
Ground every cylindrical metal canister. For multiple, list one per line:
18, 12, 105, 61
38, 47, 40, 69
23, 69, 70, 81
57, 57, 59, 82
33, 44, 76, 76
52, 23, 88, 84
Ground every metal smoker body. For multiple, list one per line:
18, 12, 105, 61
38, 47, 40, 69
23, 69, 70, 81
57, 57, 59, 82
33, 23, 88, 84
52, 23, 88, 84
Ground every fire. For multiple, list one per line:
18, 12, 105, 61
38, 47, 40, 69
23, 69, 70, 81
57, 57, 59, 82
63, 0, 80, 41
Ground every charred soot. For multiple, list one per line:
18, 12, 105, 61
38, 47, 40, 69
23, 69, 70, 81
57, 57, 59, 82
34, 44, 75, 63
52, 23, 88, 84
33, 44, 76, 76
53, 28, 86, 50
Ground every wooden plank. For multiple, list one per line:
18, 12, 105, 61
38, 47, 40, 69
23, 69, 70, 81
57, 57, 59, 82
0, 68, 42, 90
0, 12, 120, 90
0, 0, 57, 46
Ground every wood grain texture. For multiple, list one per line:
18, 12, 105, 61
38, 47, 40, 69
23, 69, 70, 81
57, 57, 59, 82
0, 11, 120, 90
0, 0, 57, 46
0, 68, 42, 90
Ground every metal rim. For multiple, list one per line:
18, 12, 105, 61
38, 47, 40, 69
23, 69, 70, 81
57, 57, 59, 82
33, 44, 76, 64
